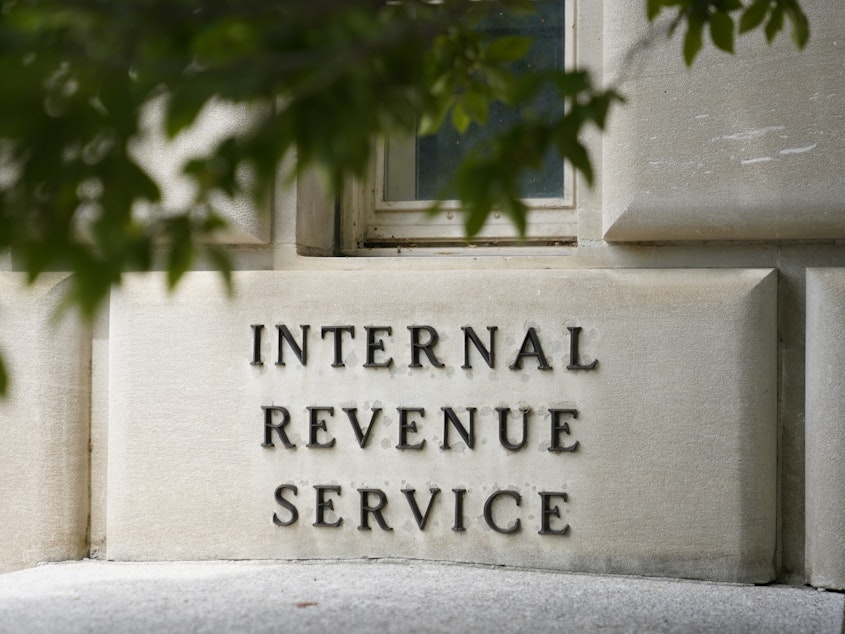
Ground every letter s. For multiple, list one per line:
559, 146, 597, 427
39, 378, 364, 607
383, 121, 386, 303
273, 484, 299, 526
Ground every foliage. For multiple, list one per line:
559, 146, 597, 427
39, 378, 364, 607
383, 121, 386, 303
0, 0, 809, 394
646, 0, 809, 65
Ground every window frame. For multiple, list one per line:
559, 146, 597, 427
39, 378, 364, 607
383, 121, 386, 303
340, 0, 577, 253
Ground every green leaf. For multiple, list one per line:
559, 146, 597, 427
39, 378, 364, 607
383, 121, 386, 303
430, 73, 452, 98
165, 89, 208, 139
501, 196, 528, 237
646, 0, 665, 21
0, 352, 8, 397
589, 91, 624, 129
418, 99, 451, 136
483, 66, 516, 99
562, 137, 594, 186
465, 201, 492, 238
684, 17, 705, 66
459, 91, 489, 126
205, 245, 233, 297
551, 70, 590, 97
451, 103, 471, 134
786, 4, 810, 48
765, 5, 784, 42
709, 11, 735, 53
496, 0, 535, 13
454, 159, 495, 238
485, 36, 531, 63
165, 220, 194, 290
739, 0, 769, 33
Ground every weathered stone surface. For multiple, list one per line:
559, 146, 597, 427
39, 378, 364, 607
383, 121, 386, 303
107, 269, 776, 582
806, 268, 845, 589
601, 0, 845, 241
1, 560, 842, 634
130, 97, 270, 244
0, 275, 89, 574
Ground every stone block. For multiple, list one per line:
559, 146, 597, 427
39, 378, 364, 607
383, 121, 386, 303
806, 268, 845, 589
0, 274, 90, 573
107, 269, 776, 582
602, 0, 845, 241
130, 97, 270, 244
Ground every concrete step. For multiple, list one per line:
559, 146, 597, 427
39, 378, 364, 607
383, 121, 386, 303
0, 560, 841, 633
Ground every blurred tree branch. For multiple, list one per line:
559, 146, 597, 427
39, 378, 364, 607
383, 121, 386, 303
0, 0, 808, 394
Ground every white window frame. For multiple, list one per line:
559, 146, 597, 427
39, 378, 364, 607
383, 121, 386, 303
340, 0, 577, 253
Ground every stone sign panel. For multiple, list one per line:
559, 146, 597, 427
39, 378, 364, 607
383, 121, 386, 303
107, 269, 776, 582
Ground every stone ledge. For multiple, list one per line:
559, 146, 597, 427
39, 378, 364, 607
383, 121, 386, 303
0, 560, 841, 634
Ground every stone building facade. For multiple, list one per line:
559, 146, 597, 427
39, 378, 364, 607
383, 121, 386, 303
2, 1, 844, 588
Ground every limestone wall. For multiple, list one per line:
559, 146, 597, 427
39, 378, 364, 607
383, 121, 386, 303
0, 275, 89, 574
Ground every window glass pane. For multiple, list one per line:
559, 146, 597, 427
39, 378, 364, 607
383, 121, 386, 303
385, 0, 565, 202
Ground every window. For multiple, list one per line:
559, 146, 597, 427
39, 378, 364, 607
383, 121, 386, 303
341, 0, 576, 252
